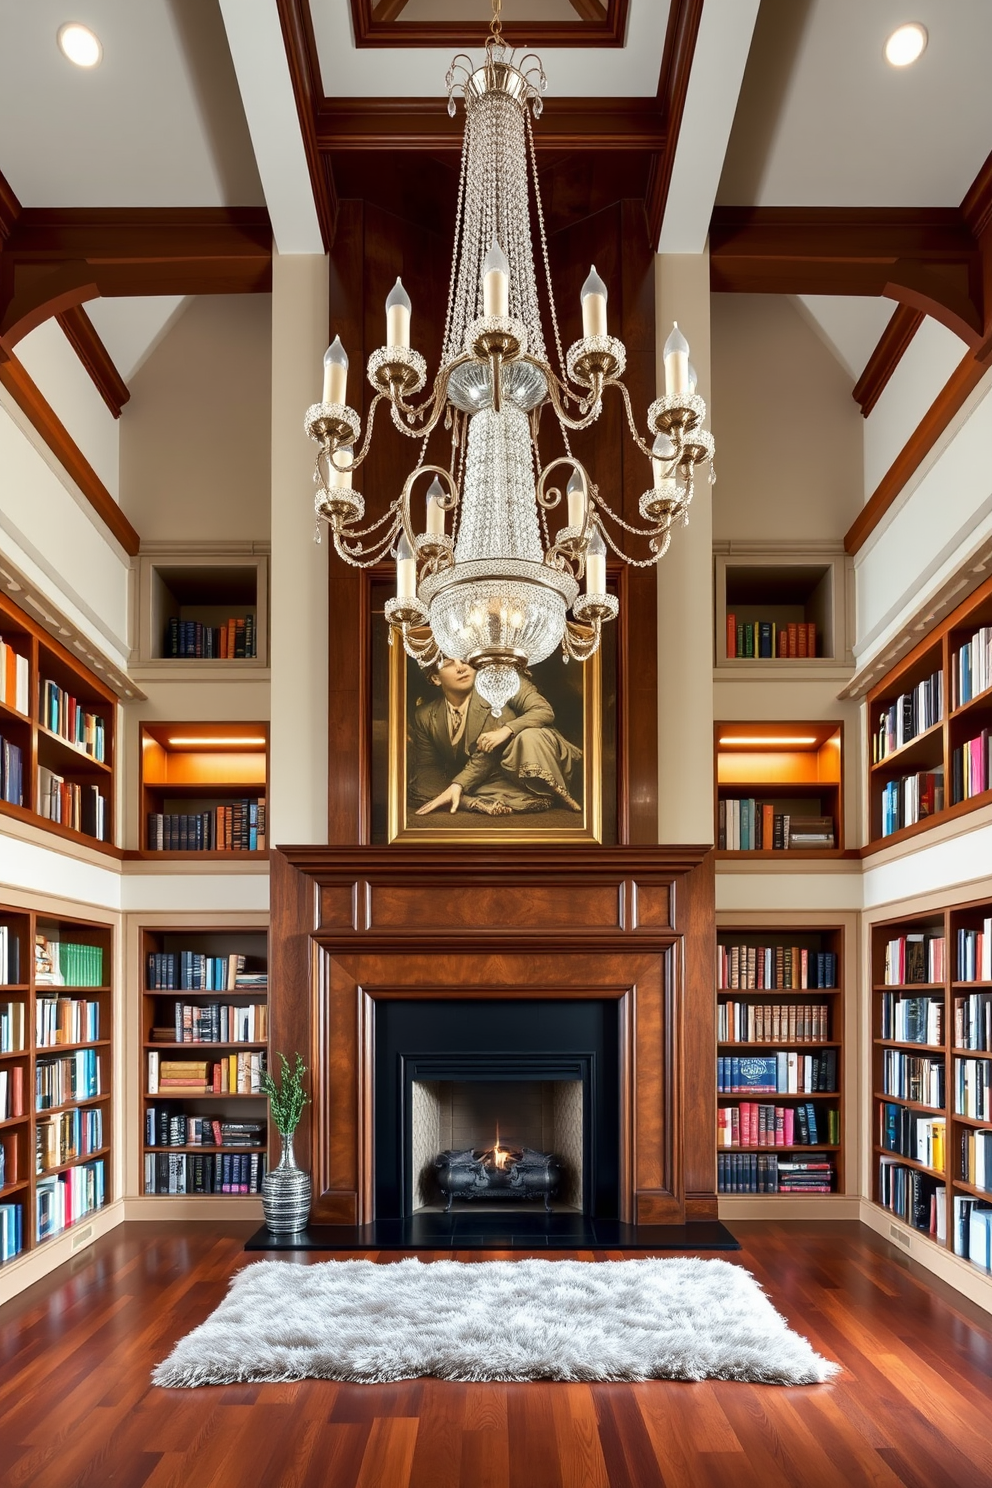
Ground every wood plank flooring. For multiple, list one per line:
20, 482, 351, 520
0, 1221, 991, 1488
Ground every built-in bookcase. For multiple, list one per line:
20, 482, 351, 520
715, 722, 844, 856
133, 550, 269, 669
866, 572, 992, 852
0, 590, 116, 852
713, 547, 852, 671
870, 901, 992, 1282
0, 904, 112, 1267
133, 722, 268, 858
716, 925, 845, 1200
140, 926, 268, 1200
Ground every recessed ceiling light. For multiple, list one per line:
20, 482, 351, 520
167, 736, 266, 747
57, 22, 102, 68
719, 736, 818, 747
884, 23, 927, 67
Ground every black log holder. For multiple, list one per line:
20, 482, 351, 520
434, 1145, 562, 1211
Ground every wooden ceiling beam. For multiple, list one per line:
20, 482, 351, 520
276, 0, 337, 250
852, 304, 924, 417
55, 305, 130, 419
644, 0, 703, 248
350, 0, 628, 48
316, 97, 667, 153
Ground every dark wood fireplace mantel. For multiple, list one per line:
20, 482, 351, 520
270, 844, 716, 1227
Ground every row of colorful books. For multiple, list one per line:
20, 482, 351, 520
145, 951, 265, 992
36, 1159, 105, 1241
882, 1050, 945, 1108
0, 1203, 23, 1262
951, 625, 992, 709
718, 1002, 830, 1044
877, 1159, 944, 1239
879, 1103, 945, 1170
0, 635, 29, 715
143, 1151, 265, 1194
956, 992, 992, 1051
165, 616, 258, 659
882, 932, 946, 986
146, 1051, 266, 1095
955, 1057, 991, 1120
725, 617, 817, 660
0, 735, 23, 806
879, 993, 943, 1045
35, 937, 104, 988
717, 944, 837, 991
873, 667, 943, 762
36, 997, 100, 1049
717, 1102, 838, 1148
961, 1128, 992, 1191
40, 680, 106, 760
951, 729, 991, 804
717, 1050, 837, 1094
0, 1000, 24, 1053
0, 1066, 24, 1120
957, 922, 992, 984
879, 770, 944, 837
146, 799, 266, 852
155, 1001, 267, 1045
35, 1107, 103, 1173
37, 771, 107, 840
719, 801, 834, 851
717, 1155, 834, 1193
145, 1110, 264, 1149
0, 924, 20, 985
36, 1048, 101, 1109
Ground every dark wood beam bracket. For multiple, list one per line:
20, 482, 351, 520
350, 0, 627, 48
852, 304, 924, 418
55, 305, 130, 419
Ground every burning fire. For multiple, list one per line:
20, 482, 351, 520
492, 1124, 511, 1170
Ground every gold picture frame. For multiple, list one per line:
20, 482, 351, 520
386, 636, 604, 844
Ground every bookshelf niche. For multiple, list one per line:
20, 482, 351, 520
867, 572, 992, 852
717, 925, 845, 1201
134, 551, 269, 669
141, 926, 268, 1201
714, 550, 850, 670
137, 722, 268, 857
715, 722, 844, 856
0, 905, 112, 1266
0, 589, 115, 852
870, 901, 992, 1283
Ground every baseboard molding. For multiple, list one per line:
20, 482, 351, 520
123, 1196, 263, 1222
719, 1195, 861, 1222
0, 1199, 124, 1309
859, 1199, 992, 1316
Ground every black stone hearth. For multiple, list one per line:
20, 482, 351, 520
245, 1217, 740, 1252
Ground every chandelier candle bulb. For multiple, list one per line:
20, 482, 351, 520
322, 335, 348, 405
396, 531, 417, 599
385, 278, 412, 348
652, 431, 675, 487
580, 266, 608, 338
330, 446, 353, 491
482, 238, 510, 317
567, 469, 586, 528
425, 477, 446, 535
663, 322, 690, 396
687, 363, 698, 394
586, 525, 607, 594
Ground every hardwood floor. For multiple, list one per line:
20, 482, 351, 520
1, 1221, 991, 1488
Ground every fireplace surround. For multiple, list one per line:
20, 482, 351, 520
270, 845, 716, 1229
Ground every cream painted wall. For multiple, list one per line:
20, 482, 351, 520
863, 317, 967, 498
16, 319, 121, 499
119, 295, 271, 542
711, 294, 862, 542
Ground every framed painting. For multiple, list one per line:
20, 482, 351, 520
371, 607, 616, 844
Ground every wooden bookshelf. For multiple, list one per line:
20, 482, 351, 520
140, 926, 268, 1200
866, 572, 992, 852
713, 548, 852, 670
0, 590, 116, 853
136, 722, 268, 857
0, 905, 112, 1266
134, 551, 269, 668
715, 722, 844, 856
716, 926, 845, 1199
870, 901, 992, 1281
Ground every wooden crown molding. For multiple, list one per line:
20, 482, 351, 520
851, 303, 924, 418
0, 349, 140, 556
55, 305, 130, 419
0, 167, 20, 244
276, 0, 337, 250
349, 0, 627, 48
644, 0, 702, 248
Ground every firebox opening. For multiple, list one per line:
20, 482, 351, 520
411, 1079, 583, 1212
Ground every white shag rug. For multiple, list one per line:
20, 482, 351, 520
152, 1257, 839, 1388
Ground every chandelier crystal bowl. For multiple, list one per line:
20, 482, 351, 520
305, 1, 713, 715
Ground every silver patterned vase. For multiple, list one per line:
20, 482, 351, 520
262, 1131, 312, 1233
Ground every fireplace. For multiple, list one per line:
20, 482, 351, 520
269, 846, 716, 1229
373, 997, 619, 1218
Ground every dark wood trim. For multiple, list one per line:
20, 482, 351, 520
278, 843, 712, 877
275, 0, 337, 250
350, 0, 628, 47
844, 344, 991, 555
316, 95, 667, 153
0, 165, 20, 243
644, 0, 703, 248
0, 350, 140, 555
962, 144, 992, 238
55, 305, 130, 419
0, 208, 271, 347
852, 304, 924, 418
709, 206, 984, 347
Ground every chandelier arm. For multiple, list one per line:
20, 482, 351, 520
595, 509, 673, 566
526, 359, 604, 431
331, 519, 403, 569
398, 463, 461, 552
594, 490, 675, 541
612, 379, 667, 462
562, 618, 602, 662
389, 353, 474, 436
332, 501, 403, 541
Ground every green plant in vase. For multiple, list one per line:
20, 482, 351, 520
260, 1051, 312, 1232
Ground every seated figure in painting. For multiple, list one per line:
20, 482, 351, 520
410, 657, 582, 817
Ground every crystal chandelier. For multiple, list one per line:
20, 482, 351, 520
305, 0, 713, 716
